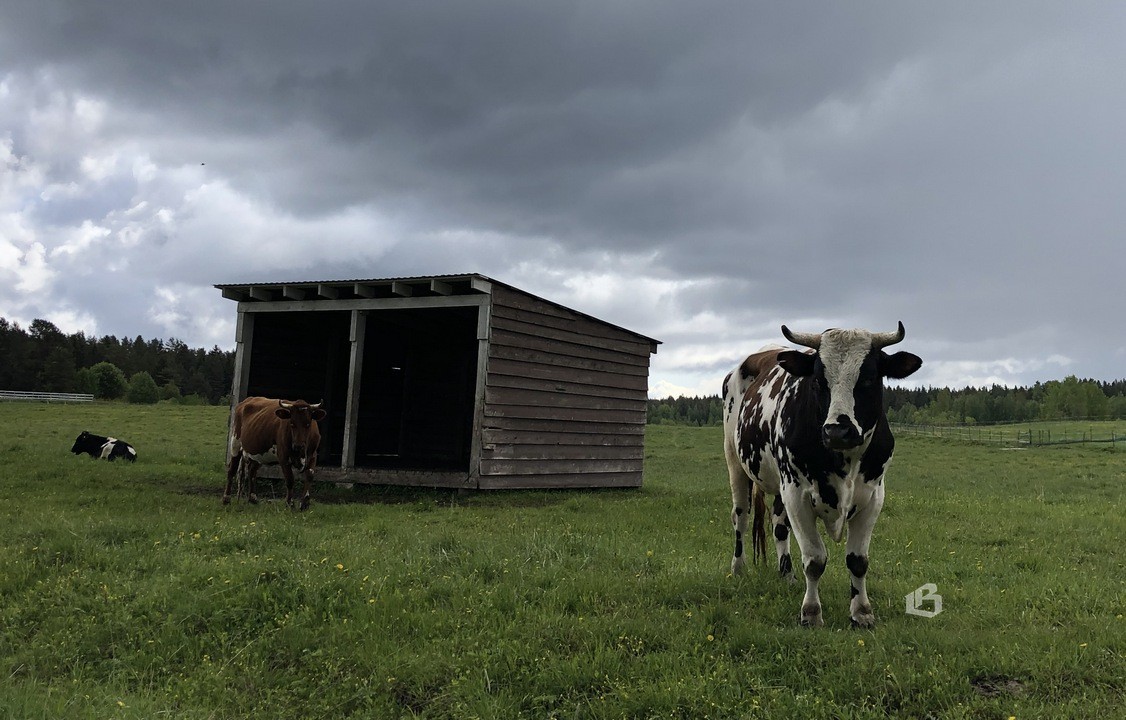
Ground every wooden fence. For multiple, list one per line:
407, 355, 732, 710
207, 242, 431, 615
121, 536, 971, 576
891, 423, 1122, 449
0, 390, 94, 403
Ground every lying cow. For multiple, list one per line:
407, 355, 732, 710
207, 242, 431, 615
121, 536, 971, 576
71, 431, 137, 462
224, 397, 325, 510
723, 323, 921, 627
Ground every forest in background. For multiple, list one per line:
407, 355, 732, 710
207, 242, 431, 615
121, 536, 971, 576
648, 378, 1126, 426
0, 317, 234, 405
5, 315, 1125, 421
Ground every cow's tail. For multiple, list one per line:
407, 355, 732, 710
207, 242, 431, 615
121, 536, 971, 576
751, 483, 768, 564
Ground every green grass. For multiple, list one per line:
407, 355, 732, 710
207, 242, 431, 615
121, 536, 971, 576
1, 404, 1123, 718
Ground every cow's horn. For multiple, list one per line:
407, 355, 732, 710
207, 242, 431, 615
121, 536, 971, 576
781, 325, 822, 350
871, 321, 906, 349
309, 400, 323, 409
279, 399, 293, 409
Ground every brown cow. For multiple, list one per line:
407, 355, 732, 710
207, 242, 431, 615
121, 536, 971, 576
224, 397, 326, 510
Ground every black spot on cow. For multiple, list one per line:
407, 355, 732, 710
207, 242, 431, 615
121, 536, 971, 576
774, 523, 789, 542
846, 552, 869, 578
804, 558, 826, 580
847, 505, 858, 520
778, 554, 793, 577
735, 507, 744, 516
773, 495, 785, 516
816, 478, 839, 509
734, 532, 743, 559
722, 373, 731, 399
850, 584, 860, 598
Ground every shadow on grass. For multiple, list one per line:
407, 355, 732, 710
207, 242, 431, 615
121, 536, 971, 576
182, 479, 649, 509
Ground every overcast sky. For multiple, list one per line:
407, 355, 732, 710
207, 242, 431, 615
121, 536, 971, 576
3, 1, 1124, 397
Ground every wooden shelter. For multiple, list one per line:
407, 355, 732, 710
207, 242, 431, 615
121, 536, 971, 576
215, 274, 660, 489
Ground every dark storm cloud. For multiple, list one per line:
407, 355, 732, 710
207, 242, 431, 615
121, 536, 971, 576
2, 1, 1125, 394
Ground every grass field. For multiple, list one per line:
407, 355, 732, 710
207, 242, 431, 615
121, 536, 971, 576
1, 403, 1123, 719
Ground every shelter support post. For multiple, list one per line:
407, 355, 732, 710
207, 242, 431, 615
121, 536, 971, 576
341, 310, 367, 470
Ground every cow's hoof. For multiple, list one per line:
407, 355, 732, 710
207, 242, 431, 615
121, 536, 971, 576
299, 497, 311, 511
800, 604, 824, 628
850, 603, 875, 628
850, 614, 876, 629
731, 557, 746, 575
221, 495, 231, 505
248, 494, 258, 505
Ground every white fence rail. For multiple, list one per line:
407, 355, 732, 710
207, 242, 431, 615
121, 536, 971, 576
0, 390, 95, 403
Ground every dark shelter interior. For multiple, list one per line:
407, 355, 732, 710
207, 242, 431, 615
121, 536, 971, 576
245, 307, 478, 471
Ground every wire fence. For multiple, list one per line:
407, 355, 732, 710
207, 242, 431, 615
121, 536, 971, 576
890, 422, 1124, 449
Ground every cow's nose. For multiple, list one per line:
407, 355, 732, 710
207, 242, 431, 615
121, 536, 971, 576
822, 418, 861, 449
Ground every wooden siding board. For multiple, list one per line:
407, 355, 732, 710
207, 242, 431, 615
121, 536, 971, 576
482, 444, 643, 460
489, 328, 650, 368
482, 429, 643, 447
490, 313, 653, 357
477, 472, 643, 490
486, 357, 649, 392
488, 343, 648, 378
487, 372, 646, 401
479, 458, 643, 475
484, 405, 645, 424
481, 417, 645, 436
486, 386, 644, 413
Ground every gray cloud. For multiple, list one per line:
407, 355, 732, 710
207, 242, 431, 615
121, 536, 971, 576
2, 1, 1124, 395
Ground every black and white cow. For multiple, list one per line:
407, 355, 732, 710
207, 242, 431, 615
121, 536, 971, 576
722, 323, 921, 627
71, 431, 137, 462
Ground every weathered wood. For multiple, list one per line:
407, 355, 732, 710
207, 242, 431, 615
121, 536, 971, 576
482, 444, 643, 460
480, 457, 643, 476
341, 310, 367, 469
484, 404, 645, 424
490, 284, 575, 322
486, 357, 649, 392
486, 386, 644, 412
490, 312, 654, 356
489, 328, 650, 368
482, 428, 644, 446
487, 372, 647, 401
491, 284, 658, 352
477, 472, 642, 490
237, 295, 488, 314
481, 417, 645, 435
489, 342, 649, 377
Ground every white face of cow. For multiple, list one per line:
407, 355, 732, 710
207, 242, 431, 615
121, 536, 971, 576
777, 322, 923, 451
817, 330, 880, 449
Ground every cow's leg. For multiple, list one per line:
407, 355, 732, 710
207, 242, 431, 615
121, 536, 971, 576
243, 458, 261, 505
725, 436, 752, 575
846, 480, 885, 628
223, 453, 240, 504
771, 494, 796, 582
244, 454, 258, 504
783, 481, 827, 627
299, 468, 313, 511
281, 465, 297, 508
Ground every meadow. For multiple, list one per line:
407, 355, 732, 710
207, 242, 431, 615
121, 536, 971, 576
0, 403, 1122, 719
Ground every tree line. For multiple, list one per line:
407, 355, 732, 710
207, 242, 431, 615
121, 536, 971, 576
648, 377, 1126, 426
0, 317, 234, 405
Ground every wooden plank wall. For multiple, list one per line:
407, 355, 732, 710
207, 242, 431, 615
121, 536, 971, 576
479, 285, 653, 489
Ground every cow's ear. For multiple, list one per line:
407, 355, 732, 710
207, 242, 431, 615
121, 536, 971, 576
275, 408, 292, 420
777, 350, 815, 377
881, 351, 922, 379
312, 409, 326, 421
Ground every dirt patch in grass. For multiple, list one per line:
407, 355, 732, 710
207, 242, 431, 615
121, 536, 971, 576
970, 674, 1027, 698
